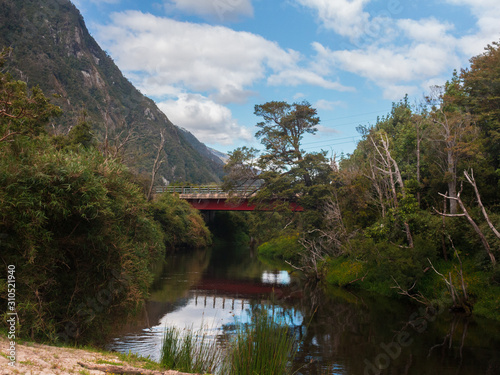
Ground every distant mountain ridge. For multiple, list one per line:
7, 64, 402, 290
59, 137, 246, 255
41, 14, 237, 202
0, 0, 224, 183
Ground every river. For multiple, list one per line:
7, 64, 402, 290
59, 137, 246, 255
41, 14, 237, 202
106, 239, 500, 374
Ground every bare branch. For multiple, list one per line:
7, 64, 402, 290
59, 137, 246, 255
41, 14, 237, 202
464, 169, 500, 240
147, 131, 166, 201
390, 276, 429, 305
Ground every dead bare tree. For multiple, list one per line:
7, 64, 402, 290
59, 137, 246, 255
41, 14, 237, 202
370, 132, 414, 248
101, 121, 139, 162
364, 159, 389, 218
147, 130, 166, 201
287, 238, 325, 281
464, 169, 500, 240
428, 237, 471, 314
434, 179, 497, 266
427, 86, 478, 214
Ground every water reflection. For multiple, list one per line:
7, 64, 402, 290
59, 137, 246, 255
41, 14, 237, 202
107, 244, 304, 363
107, 243, 500, 375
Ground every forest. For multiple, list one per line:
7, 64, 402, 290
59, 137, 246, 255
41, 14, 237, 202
223, 41, 500, 321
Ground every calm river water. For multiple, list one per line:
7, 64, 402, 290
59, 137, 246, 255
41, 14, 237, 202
107, 240, 500, 374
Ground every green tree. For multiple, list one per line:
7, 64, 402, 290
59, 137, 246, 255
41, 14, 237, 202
461, 40, 500, 201
224, 101, 332, 213
255, 101, 320, 187
0, 48, 61, 142
0, 57, 167, 343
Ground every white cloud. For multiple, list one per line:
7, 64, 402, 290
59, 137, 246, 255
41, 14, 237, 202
164, 0, 253, 21
295, 0, 372, 40
397, 18, 456, 44
96, 11, 301, 101
444, 0, 500, 56
316, 125, 340, 134
324, 35, 460, 100
331, 44, 453, 82
314, 99, 345, 111
268, 69, 354, 91
293, 0, 499, 101
157, 94, 253, 145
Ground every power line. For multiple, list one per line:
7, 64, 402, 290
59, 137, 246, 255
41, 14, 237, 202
319, 109, 391, 123
305, 139, 361, 150
302, 135, 359, 146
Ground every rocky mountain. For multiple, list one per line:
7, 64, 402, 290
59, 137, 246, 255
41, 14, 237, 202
0, 0, 224, 183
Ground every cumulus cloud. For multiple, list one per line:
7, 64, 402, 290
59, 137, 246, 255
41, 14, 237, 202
157, 94, 253, 145
294, 0, 372, 40
268, 69, 353, 91
331, 44, 453, 80
446, 0, 500, 56
164, 0, 253, 22
96, 11, 303, 101
323, 32, 460, 99
397, 18, 456, 44
293, 0, 499, 101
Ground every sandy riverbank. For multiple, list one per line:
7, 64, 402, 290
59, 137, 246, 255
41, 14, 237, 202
0, 336, 197, 375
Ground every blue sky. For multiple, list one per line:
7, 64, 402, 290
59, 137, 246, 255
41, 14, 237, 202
71, 0, 500, 156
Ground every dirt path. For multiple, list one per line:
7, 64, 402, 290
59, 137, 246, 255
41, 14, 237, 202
0, 336, 197, 375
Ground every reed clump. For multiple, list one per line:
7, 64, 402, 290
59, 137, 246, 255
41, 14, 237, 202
160, 325, 221, 374
160, 309, 298, 375
222, 310, 298, 375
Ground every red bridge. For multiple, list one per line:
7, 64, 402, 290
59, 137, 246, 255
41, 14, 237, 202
155, 186, 303, 212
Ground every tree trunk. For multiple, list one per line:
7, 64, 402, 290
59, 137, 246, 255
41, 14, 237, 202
437, 190, 496, 266
380, 133, 414, 248
147, 131, 166, 201
448, 153, 458, 214
464, 170, 500, 240
416, 130, 421, 207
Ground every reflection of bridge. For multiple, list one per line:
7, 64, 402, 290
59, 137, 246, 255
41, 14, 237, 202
190, 276, 302, 311
155, 186, 303, 212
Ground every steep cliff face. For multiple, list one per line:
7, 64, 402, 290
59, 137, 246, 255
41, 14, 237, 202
0, 0, 224, 183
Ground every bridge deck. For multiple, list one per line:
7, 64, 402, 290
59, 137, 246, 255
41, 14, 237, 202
155, 185, 303, 211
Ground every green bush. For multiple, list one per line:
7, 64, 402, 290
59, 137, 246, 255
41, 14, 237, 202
258, 234, 302, 263
0, 141, 165, 343
150, 193, 212, 251
325, 257, 365, 287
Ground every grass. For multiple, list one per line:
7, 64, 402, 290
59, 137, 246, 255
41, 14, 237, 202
159, 309, 298, 375
19, 360, 36, 365
95, 359, 124, 366
222, 310, 298, 375
160, 325, 221, 374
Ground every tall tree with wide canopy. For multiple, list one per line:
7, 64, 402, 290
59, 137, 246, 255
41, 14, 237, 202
223, 101, 332, 209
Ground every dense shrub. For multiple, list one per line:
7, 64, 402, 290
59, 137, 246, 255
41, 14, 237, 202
258, 233, 302, 264
150, 193, 212, 251
0, 139, 166, 343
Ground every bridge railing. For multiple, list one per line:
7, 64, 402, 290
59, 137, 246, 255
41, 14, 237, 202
155, 185, 259, 196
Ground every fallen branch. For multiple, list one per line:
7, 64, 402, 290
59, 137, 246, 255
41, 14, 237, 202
390, 276, 429, 306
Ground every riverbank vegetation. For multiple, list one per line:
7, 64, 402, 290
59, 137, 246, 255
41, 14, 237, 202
0, 48, 211, 344
159, 308, 297, 375
224, 41, 500, 321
